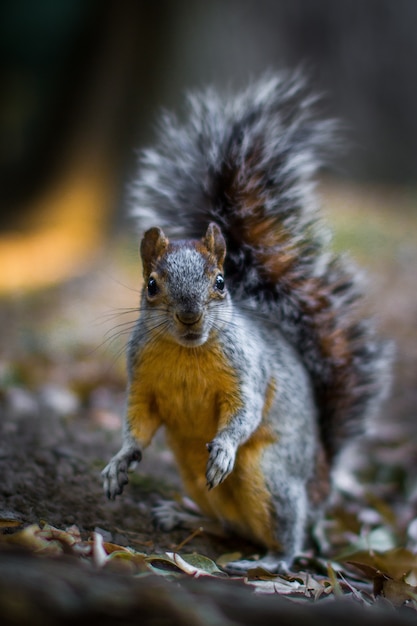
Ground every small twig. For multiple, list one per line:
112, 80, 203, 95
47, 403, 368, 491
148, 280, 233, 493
172, 527, 204, 552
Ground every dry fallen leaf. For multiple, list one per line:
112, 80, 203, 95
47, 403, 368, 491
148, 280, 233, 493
347, 547, 417, 582
0, 524, 63, 555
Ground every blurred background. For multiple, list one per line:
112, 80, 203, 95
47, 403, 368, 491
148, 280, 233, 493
1, 0, 417, 282
0, 1, 416, 449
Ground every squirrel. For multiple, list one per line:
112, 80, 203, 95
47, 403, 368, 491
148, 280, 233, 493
102, 71, 392, 572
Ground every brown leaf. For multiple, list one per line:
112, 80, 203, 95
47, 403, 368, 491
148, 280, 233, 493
0, 524, 63, 555
379, 578, 417, 607
0, 519, 23, 529
101, 541, 134, 555
39, 523, 80, 548
105, 550, 149, 574
216, 552, 242, 567
347, 547, 417, 582
245, 566, 280, 581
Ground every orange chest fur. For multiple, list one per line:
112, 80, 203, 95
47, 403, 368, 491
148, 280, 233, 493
128, 335, 279, 548
130, 337, 242, 440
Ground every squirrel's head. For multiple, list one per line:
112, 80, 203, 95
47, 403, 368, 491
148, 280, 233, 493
139, 223, 230, 347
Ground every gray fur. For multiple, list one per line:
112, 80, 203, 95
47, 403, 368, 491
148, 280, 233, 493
103, 72, 392, 571
103, 281, 318, 565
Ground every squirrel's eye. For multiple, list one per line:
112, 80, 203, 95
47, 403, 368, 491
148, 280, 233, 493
147, 277, 158, 297
215, 274, 225, 291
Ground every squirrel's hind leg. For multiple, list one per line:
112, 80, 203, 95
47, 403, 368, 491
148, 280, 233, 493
224, 477, 309, 574
152, 497, 203, 531
152, 497, 226, 537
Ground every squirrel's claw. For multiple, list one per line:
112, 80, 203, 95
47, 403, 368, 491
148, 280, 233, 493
206, 437, 236, 489
101, 446, 142, 500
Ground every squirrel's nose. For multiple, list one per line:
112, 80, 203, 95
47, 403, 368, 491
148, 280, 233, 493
175, 309, 202, 325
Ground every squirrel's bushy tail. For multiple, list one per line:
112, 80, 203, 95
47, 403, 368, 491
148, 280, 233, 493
131, 71, 392, 461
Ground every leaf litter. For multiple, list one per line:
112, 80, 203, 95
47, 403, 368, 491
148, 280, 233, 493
2, 509, 417, 610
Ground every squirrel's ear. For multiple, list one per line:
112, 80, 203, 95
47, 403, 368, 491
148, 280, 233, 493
203, 222, 226, 267
140, 227, 169, 277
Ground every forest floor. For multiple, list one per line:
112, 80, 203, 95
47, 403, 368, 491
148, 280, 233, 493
0, 180, 416, 624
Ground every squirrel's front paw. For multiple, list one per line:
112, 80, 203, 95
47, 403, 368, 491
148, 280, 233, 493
206, 436, 236, 489
101, 446, 142, 500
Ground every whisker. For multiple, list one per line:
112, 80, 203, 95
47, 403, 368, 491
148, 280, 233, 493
95, 308, 140, 324
88, 330, 133, 361
99, 271, 142, 295
103, 320, 138, 340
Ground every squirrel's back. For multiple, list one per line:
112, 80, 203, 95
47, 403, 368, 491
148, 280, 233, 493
131, 71, 392, 462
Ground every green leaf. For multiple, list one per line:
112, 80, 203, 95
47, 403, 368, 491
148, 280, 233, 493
177, 553, 225, 575
335, 526, 397, 560
165, 552, 225, 577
